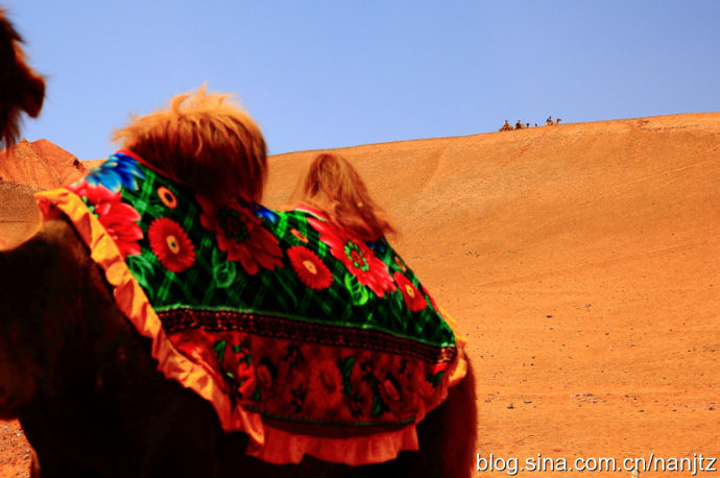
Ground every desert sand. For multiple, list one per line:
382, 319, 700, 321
1, 113, 719, 476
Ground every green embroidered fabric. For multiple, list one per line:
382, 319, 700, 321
67, 151, 458, 429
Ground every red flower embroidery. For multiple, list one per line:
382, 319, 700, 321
308, 218, 395, 297
256, 363, 274, 390
197, 196, 283, 275
67, 182, 142, 257
148, 218, 196, 273
393, 272, 427, 312
287, 245, 333, 290
305, 358, 345, 419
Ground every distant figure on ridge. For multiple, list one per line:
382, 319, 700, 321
499, 120, 512, 132
546, 116, 562, 126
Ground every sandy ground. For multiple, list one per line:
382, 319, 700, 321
265, 114, 720, 476
0, 421, 30, 477
2, 113, 719, 476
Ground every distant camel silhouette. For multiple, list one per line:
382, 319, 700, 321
499, 120, 512, 132
514, 120, 526, 130
546, 116, 562, 126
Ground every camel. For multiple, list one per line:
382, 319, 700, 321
546, 116, 562, 126
0, 8, 45, 148
0, 88, 478, 477
0, 217, 477, 477
499, 120, 512, 132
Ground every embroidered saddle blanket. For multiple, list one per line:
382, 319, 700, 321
36, 151, 467, 465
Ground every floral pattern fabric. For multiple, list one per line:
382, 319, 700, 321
54, 151, 462, 461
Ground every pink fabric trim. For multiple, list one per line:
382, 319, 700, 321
248, 424, 419, 465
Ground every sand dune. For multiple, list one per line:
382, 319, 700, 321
1, 113, 719, 475
264, 113, 720, 471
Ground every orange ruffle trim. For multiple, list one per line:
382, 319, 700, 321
35, 188, 468, 465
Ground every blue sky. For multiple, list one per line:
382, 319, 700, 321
6, 1, 720, 160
